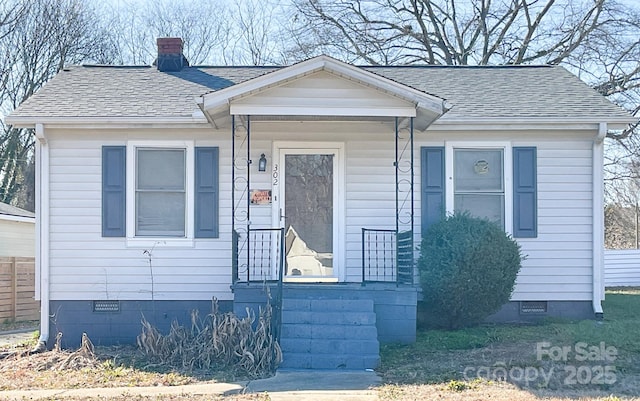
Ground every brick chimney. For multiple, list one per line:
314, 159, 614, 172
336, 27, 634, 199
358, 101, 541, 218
156, 37, 189, 72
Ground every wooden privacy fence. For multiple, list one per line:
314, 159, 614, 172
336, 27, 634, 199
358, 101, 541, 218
0, 257, 39, 321
604, 249, 640, 287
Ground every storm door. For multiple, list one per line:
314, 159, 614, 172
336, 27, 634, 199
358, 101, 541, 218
274, 146, 343, 281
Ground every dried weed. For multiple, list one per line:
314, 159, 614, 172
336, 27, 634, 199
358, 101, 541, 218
136, 298, 281, 378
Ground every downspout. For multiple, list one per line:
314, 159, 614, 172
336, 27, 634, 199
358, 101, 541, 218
592, 122, 606, 319
33, 123, 50, 351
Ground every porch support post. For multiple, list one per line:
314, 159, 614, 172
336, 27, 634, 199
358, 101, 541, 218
394, 117, 415, 285
246, 115, 251, 277
395, 117, 399, 236
232, 115, 236, 282
231, 115, 251, 282
411, 117, 415, 237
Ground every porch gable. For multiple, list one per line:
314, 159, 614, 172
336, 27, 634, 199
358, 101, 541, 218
201, 55, 448, 130
230, 70, 417, 118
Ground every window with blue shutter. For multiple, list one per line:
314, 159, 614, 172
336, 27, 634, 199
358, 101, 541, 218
195, 147, 219, 238
102, 146, 126, 237
421, 147, 445, 233
513, 147, 537, 238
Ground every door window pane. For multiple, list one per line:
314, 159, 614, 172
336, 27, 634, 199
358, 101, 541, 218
136, 148, 186, 237
284, 154, 334, 277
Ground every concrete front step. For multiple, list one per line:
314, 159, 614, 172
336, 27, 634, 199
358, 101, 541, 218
280, 352, 380, 370
282, 298, 376, 312
279, 296, 380, 369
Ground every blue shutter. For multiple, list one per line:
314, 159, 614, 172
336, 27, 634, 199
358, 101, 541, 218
421, 147, 445, 233
195, 147, 219, 238
102, 146, 126, 237
513, 147, 537, 238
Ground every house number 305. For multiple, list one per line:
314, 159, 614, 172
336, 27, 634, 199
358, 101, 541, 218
272, 164, 279, 186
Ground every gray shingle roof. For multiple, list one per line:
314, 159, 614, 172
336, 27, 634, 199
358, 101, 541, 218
8, 63, 633, 122
0, 202, 35, 218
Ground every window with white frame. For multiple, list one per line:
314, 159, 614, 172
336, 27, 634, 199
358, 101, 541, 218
453, 148, 505, 228
103, 142, 218, 243
135, 148, 187, 237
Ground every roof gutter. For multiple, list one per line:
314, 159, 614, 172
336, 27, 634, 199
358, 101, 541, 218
432, 116, 636, 130
592, 122, 606, 319
0, 214, 35, 223
5, 115, 210, 129
33, 123, 50, 351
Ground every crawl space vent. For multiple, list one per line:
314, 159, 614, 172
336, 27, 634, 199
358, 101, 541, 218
520, 301, 548, 314
93, 300, 120, 313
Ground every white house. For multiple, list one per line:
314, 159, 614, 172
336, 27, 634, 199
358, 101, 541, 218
7, 38, 636, 369
0, 202, 35, 258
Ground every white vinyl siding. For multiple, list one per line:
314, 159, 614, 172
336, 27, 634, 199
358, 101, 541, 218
231, 70, 416, 117
45, 122, 595, 304
417, 134, 594, 302
604, 249, 640, 286
509, 140, 593, 301
0, 219, 35, 257
46, 130, 232, 301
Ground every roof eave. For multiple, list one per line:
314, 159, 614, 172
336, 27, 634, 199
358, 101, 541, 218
5, 115, 211, 129
0, 214, 35, 223
433, 116, 637, 131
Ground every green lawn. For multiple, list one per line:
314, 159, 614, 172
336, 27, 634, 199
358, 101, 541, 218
378, 288, 640, 397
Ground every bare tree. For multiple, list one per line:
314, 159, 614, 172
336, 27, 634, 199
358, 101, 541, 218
0, 0, 115, 209
225, 0, 292, 65
289, 1, 639, 127
291, 0, 640, 238
103, 0, 289, 66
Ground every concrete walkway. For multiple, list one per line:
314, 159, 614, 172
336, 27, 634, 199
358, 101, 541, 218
0, 370, 380, 400
0, 327, 37, 347
1, 327, 381, 400
244, 369, 380, 400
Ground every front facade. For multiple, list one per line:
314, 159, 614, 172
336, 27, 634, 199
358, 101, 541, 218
7, 39, 636, 368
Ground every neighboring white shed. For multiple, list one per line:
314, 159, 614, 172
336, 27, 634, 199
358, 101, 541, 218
604, 249, 640, 287
0, 202, 38, 321
0, 202, 35, 257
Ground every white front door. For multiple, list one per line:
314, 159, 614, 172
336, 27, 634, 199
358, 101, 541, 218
272, 143, 344, 282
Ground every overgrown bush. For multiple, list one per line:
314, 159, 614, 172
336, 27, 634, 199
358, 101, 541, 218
137, 299, 281, 378
418, 212, 522, 329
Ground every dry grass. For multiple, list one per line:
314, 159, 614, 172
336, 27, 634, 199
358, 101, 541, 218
0, 395, 270, 401
2, 291, 640, 401
0, 300, 281, 393
0, 319, 38, 332
137, 299, 281, 378
0, 342, 199, 391
378, 381, 640, 401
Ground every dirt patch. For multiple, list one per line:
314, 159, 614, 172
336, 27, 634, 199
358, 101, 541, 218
0, 320, 38, 333
378, 381, 640, 401
0, 340, 213, 391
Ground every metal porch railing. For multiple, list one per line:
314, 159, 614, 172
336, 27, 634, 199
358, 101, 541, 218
361, 228, 414, 285
233, 227, 285, 283
232, 227, 285, 341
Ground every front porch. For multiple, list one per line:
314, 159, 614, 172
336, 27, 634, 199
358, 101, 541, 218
197, 56, 448, 369
232, 282, 418, 369
231, 228, 419, 369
